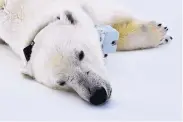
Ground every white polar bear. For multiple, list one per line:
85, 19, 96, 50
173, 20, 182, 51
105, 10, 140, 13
0, 0, 172, 105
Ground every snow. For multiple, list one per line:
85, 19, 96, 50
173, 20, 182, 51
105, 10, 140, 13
0, 0, 182, 121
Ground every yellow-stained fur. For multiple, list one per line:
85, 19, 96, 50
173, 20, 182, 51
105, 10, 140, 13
112, 19, 140, 51
0, 0, 5, 8
112, 20, 165, 51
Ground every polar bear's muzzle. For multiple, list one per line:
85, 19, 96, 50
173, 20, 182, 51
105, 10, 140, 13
89, 86, 108, 105
86, 76, 112, 105
65, 70, 112, 105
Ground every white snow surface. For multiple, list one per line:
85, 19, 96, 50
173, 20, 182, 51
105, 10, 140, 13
0, 0, 182, 121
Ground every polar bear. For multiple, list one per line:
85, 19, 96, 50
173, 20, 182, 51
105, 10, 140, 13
0, 0, 172, 105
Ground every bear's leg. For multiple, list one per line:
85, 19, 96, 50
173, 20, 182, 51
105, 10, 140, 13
83, 0, 172, 50
114, 20, 173, 51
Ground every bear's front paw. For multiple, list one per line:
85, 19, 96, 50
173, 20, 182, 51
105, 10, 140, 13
148, 21, 173, 46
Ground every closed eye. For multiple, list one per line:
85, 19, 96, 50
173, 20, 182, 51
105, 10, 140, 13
57, 81, 66, 86
86, 71, 90, 75
78, 50, 84, 61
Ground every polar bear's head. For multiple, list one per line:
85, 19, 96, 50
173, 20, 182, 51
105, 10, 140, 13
22, 10, 112, 105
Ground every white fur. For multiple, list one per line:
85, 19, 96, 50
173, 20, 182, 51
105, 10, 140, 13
0, 0, 114, 102
0, 0, 171, 103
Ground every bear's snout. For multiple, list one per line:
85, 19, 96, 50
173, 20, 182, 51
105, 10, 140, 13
89, 87, 107, 105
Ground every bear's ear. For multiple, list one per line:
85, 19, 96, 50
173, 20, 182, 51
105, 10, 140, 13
65, 11, 77, 25
23, 41, 35, 62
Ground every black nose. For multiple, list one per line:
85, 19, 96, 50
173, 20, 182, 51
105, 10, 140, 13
89, 87, 107, 105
